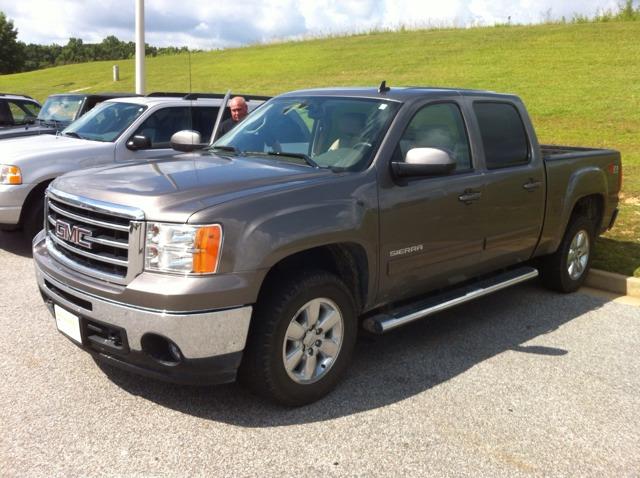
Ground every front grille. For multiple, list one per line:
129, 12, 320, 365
45, 189, 145, 285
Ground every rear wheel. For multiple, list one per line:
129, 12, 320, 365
239, 270, 357, 406
541, 216, 594, 293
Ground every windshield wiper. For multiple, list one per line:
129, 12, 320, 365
63, 131, 82, 139
265, 151, 319, 168
211, 145, 238, 153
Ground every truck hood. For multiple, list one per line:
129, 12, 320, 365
52, 152, 335, 223
0, 134, 112, 163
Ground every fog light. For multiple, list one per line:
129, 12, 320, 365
141, 333, 183, 366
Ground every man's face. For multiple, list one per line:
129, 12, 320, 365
230, 100, 248, 122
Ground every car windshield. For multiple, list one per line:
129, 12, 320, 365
62, 102, 147, 142
38, 96, 84, 123
213, 96, 399, 171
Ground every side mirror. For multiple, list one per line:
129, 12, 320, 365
126, 135, 152, 151
170, 130, 205, 153
391, 147, 456, 178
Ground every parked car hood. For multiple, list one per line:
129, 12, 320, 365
1, 134, 111, 161
0, 124, 56, 140
52, 151, 335, 223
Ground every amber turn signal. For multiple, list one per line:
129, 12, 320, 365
192, 225, 223, 273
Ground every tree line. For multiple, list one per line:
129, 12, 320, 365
0, 12, 196, 75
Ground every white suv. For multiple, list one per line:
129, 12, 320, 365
0, 93, 267, 239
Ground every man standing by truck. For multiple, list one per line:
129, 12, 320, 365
218, 96, 249, 136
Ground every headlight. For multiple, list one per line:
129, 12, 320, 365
0, 165, 22, 185
145, 222, 223, 274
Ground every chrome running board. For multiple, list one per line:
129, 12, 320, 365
363, 266, 539, 334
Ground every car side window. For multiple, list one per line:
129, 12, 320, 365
473, 102, 529, 169
8, 101, 40, 124
191, 107, 220, 143
395, 102, 472, 170
132, 106, 194, 149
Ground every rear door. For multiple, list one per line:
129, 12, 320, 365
467, 99, 545, 267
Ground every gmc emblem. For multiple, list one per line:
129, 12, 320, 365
55, 220, 93, 249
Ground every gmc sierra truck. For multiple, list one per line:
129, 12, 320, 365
33, 86, 621, 406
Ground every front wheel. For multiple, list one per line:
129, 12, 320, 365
239, 270, 357, 406
541, 216, 594, 293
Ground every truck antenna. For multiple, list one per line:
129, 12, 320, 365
378, 80, 390, 93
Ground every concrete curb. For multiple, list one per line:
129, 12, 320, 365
586, 269, 640, 298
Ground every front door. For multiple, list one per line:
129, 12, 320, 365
377, 101, 487, 304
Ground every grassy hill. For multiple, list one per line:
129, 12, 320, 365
1, 21, 638, 276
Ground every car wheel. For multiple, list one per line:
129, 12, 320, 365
541, 216, 594, 293
22, 198, 45, 243
239, 270, 357, 406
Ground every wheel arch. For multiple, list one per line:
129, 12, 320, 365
19, 179, 53, 226
256, 243, 370, 314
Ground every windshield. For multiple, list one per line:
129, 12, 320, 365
38, 96, 84, 123
213, 96, 399, 171
62, 102, 147, 142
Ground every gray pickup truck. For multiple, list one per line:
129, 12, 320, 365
33, 86, 621, 406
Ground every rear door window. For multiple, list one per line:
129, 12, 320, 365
473, 102, 529, 169
191, 107, 220, 143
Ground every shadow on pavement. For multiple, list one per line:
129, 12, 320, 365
99, 282, 606, 426
0, 230, 32, 258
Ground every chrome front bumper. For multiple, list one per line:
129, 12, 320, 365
35, 265, 252, 359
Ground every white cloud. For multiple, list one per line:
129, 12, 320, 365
0, 0, 624, 49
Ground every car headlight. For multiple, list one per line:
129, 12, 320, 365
0, 165, 22, 185
145, 222, 223, 274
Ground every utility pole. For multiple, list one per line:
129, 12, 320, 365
135, 0, 145, 94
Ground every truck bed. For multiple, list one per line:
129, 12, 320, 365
541, 144, 617, 161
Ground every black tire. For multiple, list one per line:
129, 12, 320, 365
239, 270, 357, 406
541, 215, 595, 293
22, 198, 45, 243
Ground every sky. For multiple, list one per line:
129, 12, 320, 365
0, 0, 623, 49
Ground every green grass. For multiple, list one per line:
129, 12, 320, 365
1, 22, 639, 276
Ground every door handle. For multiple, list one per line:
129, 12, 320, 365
523, 180, 542, 191
458, 190, 482, 204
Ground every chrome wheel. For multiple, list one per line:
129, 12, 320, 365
567, 229, 590, 280
282, 298, 344, 385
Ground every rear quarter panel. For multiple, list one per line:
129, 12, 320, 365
536, 150, 621, 255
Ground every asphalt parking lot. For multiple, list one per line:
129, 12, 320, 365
1, 230, 639, 477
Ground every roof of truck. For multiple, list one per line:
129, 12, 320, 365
279, 86, 521, 102
102, 93, 270, 108
0, 93, 40, 103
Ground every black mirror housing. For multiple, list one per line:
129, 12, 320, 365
127, 135, 152, 151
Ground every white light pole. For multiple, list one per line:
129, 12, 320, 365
135, 0, 145, 94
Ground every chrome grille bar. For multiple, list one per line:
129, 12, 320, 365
45, 187, 145, 285
48, 200, 130, 232
48, 232, 128, 267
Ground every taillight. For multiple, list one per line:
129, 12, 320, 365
608, 162, 622, 191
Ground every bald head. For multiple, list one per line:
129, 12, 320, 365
229, 96, 248, 122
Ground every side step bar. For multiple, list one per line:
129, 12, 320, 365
362, 266, 539, 334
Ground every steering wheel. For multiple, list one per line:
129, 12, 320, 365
244, 117, 266, 135
352, 142, 372, 150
